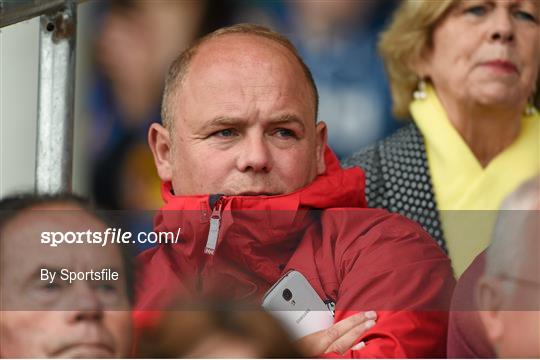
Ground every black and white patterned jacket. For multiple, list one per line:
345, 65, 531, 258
342, 123, 447, 253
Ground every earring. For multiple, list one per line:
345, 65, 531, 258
413, 79, 427, 101
525, 95, 537, 116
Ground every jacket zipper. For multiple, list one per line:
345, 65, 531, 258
204, 196, 223, 255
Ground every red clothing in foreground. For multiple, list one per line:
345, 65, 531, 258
135, 148, 455, 358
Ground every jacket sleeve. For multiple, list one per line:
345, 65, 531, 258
326, 211, 456, 358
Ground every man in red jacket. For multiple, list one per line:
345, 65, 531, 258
140, 23, 455, 357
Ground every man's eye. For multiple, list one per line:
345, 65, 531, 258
42, 282, 61, 291
464, 5, 488, 16
274, 128, 296, 138
212, 129, 237, 138
514, 10, 538, 23
95, 282, 118, 293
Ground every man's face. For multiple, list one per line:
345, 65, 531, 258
496, 254, 540, 358
496, 310, 540, 357
0, 204, 132, 358
478, 223, 540, 358
150, 34, 326, 196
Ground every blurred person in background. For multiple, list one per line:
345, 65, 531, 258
447, 175, 540, 358
237, 0, 400, 158
476, 175, 540, 358
0, 194, 133, 358
137, 300, 301, 358
89, 0, 237, 251
344, 0, 540, 276
90, 0, 236, 212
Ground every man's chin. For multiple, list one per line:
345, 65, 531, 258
52, 344, 115, 358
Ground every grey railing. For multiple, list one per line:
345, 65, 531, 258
1, 0, 80, 193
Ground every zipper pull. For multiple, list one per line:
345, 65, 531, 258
204, 197, 223, 255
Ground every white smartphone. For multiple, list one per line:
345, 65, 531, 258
261, 270, 334, 340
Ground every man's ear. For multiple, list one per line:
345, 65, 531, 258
148, 123, 173, 182
315, 121, 328, 175
476, 276, 505, 348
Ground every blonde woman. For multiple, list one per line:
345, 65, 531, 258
344, 0, 540, 276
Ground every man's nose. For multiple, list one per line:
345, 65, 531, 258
236, 135, 272, 173
68, 283, 104, 323
489, 9, 515, 43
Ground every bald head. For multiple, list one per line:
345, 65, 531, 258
161, 24, 319, 130
476, 176, 540, 358
486, 175, 540, 281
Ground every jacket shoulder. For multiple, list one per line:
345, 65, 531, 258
342, 123, 422, 164
322, 208, 442, 260
341, 124, 447, 251
320, 209, 454, 306
342, 124, 423, 204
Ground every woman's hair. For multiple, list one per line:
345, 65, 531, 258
379, 0, 540, 119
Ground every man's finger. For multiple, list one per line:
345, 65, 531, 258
325, 319, 376, 354
320, 311, 377, 350
351, 341, 366, 351
327, 311, 377, 339
295, 311, 377, 357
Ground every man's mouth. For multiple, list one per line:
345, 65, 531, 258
52, 343, 115, 358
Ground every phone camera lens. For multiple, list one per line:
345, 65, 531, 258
282, 289, 292, 301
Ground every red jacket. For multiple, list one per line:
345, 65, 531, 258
136, 149, 455, 358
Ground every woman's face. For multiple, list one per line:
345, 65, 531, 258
418, 0, 540, 110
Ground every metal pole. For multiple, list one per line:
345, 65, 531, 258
0, 0, 65, 28
35, 0, 77, 194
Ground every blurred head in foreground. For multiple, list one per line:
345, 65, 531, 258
477, 176, 540, 358
137, 300, 301, 358
0, 194, 133, 358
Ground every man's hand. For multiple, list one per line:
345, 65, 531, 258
296, 311, 377, 356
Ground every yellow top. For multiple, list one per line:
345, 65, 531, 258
411, 85, 540, 277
